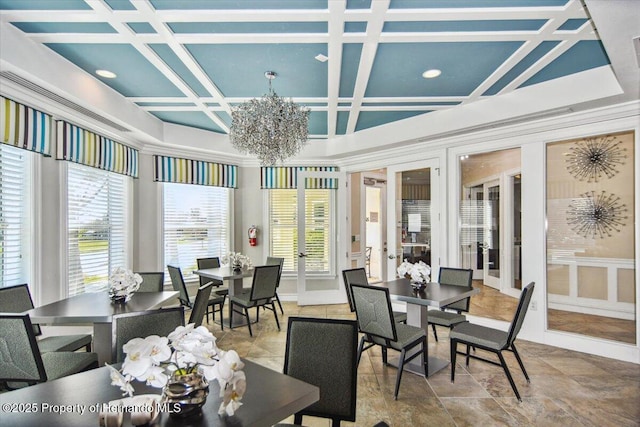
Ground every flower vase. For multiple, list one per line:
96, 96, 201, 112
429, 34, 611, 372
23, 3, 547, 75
232, 263, 243, 273
109, 290, 128, 304
410, 280, 426, 291
162, 370, 209, 418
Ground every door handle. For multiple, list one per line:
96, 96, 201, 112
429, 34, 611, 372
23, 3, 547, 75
298, 252, 307, 258
388, 254, 396, 259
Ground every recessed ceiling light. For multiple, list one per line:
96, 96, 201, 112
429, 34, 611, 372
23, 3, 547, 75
422, 69, 441, 79
315, 54, 329, 62
96, 69, 117, 79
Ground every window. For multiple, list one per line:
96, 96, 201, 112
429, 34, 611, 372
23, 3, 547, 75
163, 183, 230, 282
0, 144, 32, 286
67, 163, 130, 296
269, 189, 333, 274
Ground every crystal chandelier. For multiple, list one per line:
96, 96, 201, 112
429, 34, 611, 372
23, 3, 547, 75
229, 71, 309, 165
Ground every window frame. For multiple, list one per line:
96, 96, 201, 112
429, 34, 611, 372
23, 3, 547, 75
161, 182, 233, 284
60, 161, 133, 297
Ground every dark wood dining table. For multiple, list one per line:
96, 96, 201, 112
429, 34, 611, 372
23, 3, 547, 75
0, 359, 319, 427
194, 266, 254, 328
381, 278, 480, 376
25, 291, 179, 365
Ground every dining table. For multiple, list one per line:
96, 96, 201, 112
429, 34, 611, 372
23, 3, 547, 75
0, 359, 319, 427
194, 266, 254, 328
25, 291, 179, 365
381, 278, 480, 376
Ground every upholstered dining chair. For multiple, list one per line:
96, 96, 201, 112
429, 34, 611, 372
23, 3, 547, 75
195, 257, 229, 323
342, 268, 407, 324
188, 283, 213, 328
275, 317, 358, 427
135, 272, 165, 292
229, 264, 281, 337
0, 313, 98, 390
111, 307, 185, 363
0, 284, 92, 353
350, 283, 428, 400
428, 267, 473, 341
450, 282, 535, 401
266, 256, 285, 314
168, 264, 225, 328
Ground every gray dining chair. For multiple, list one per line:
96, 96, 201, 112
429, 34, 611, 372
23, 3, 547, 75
229, 264, 281, 337
0, 284, 92, 353
196, 257, 229, 323
450, 282, 535, 401
266, 256, 285, 314
168, 264, 225, 328
350, 283, 428, 400
342, 268, 407, 324
111, 307, 185, 363
428, 267, 473, 341
0, 313, 98, 390
275, 317, 358, 427
188, 283, 214, 328
135, 272, 165, 292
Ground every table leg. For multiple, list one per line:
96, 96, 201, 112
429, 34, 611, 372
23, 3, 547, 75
395, 304, 450, 377
93, 322, 112, 366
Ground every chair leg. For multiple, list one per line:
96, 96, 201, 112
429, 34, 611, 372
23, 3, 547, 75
394, 348, 407, 400
219, 303, 224, 331
511, 343, 530, 383
244, 308, 253, 337
497, 351, 521, 401
272, 302, 281, 331
357, 336, 366, 365
381, 346, 388, 365
450, 339, 457, 383
431, 324, 438, 342
275, 293, 284, 315
465, 344, 471, 367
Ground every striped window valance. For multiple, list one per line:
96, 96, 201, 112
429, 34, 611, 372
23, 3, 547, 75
56, 121, 138, 178
154, 155, 237, 188
1, 95, 52, 156
261, 166, 338, 189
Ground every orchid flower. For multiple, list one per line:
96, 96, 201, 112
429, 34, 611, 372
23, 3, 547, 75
106, 364, 134, 397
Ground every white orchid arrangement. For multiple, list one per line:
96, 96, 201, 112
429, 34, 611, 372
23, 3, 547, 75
397, 259, 431, 284
221, 252, 252, 269
107, 324, 246, 416
108, 267, 142, 302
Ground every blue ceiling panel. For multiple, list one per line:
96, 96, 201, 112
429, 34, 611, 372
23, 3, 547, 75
336, 111, 349, 135
389, 0, 569, 8
484, 41, 560, 96
135, 102, 197, 107
185, 44, 328, 98
521, 40, 610, 88
149, 44, 210, 97
104, 0, 135, 10
558, 18, 588, 31
347, 0, 372, 9
356, 111, 427, 131
169, 22, 327, 34
150, 0, 328, 10
308, 111, 327, 135
383, 20, 547, 32
150, 111, 225, 133
0, 0, 90, 10
127, 22, 156, 34
344, 22, 367, 33
367, 42, 522, 97
45, 43, 184, 97
11, 22, 116, 33
340, 44, 363, 98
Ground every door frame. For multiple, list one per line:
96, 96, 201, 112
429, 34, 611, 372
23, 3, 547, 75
296, 170, 347, 305
362, 172, 387, 283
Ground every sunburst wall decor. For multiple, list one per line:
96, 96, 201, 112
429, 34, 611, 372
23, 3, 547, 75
565, 135, 626, 182
567, 190, 628, 239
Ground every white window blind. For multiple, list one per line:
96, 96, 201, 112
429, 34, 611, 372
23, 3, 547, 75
67, 163, 129, 296
0, 144, 31, 286
269, 189, 332, 274
163, 183, 230, 282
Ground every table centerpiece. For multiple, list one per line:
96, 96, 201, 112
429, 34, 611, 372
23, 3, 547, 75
397, 259, 431, 290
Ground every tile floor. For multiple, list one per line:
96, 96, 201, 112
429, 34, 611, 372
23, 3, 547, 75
207, 301, 640, 427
